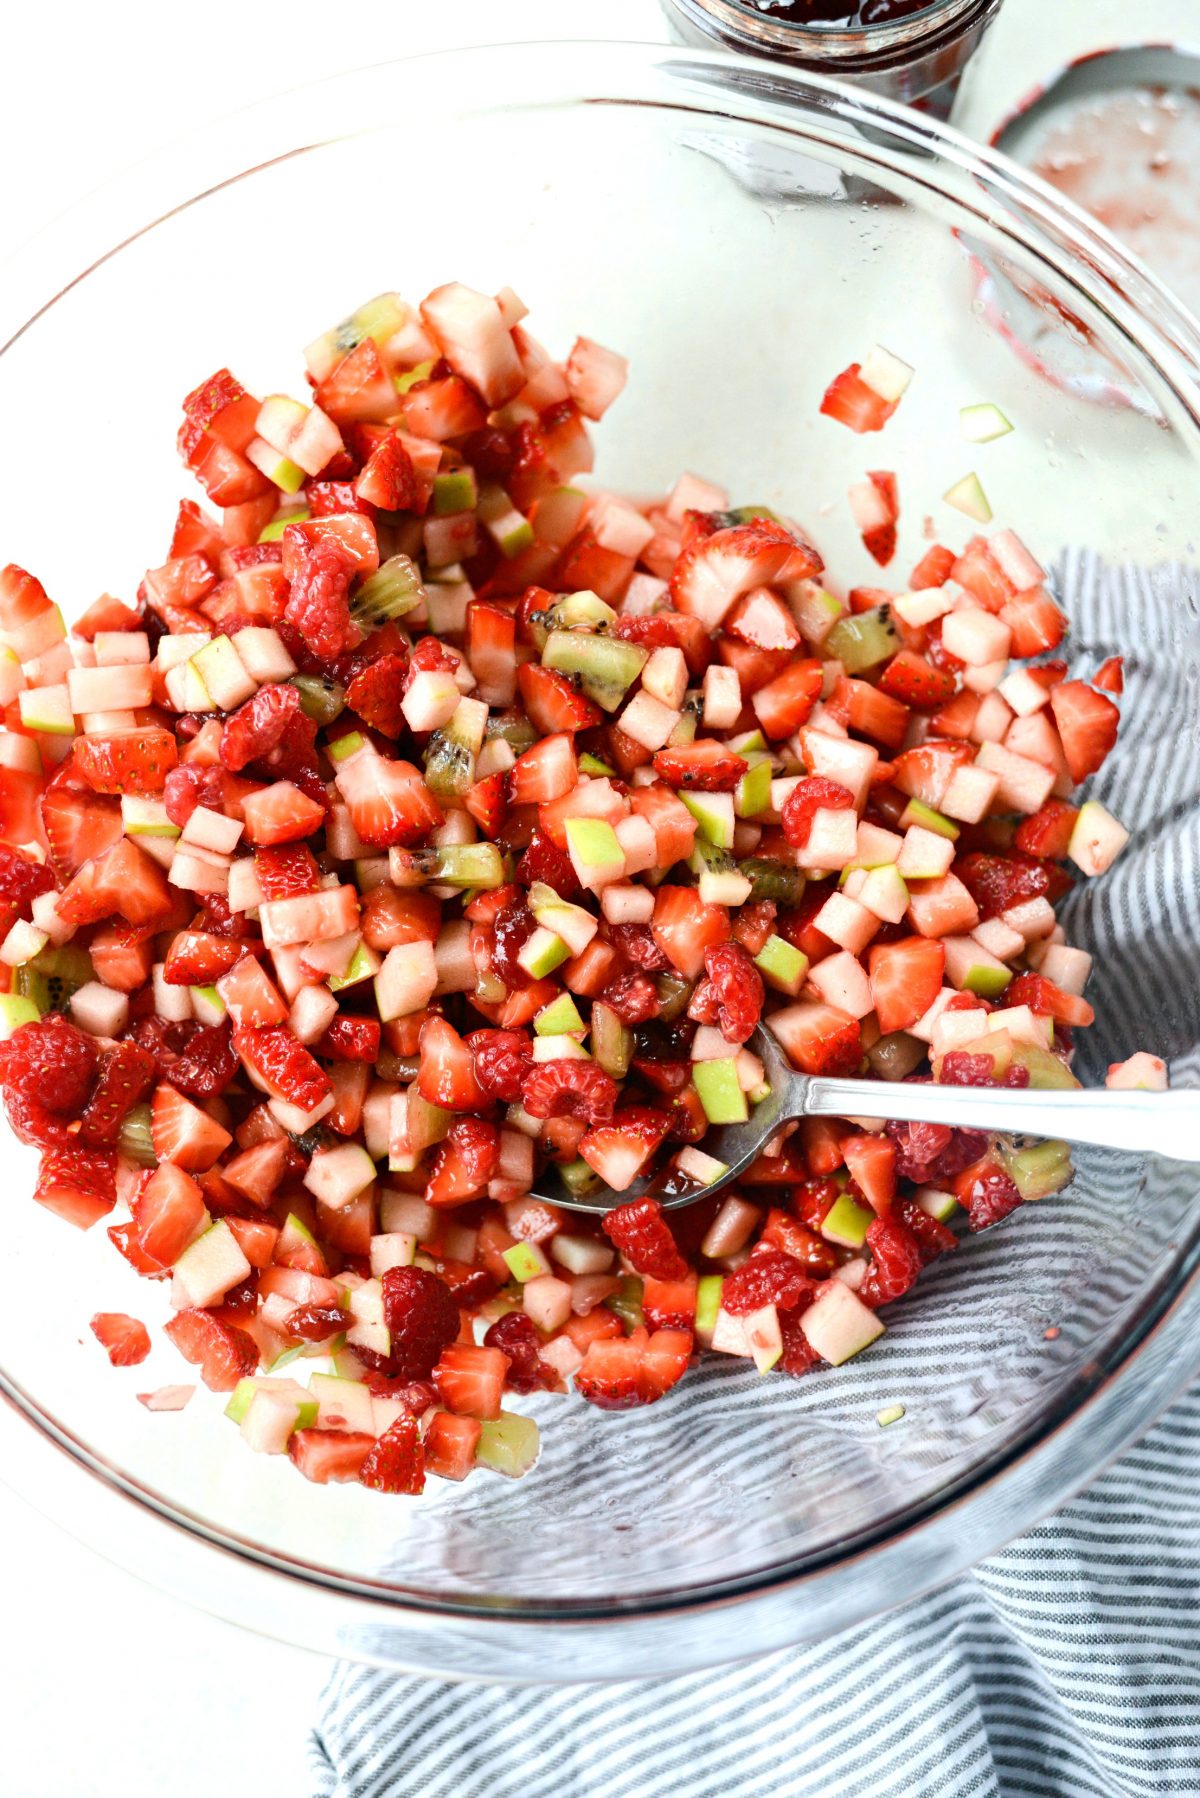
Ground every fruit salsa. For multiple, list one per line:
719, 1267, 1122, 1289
0, 281, 1157, 1497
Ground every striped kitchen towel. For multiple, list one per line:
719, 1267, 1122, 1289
310, 550, 1200, 1797
311, 1383, 1200, 1797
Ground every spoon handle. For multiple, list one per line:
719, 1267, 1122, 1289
804, 1076, 1200, 1163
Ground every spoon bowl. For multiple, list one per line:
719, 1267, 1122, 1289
528, 1024, 1200, 1214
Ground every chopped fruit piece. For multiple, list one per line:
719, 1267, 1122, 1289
603, 1196, 687, 1281
575, 1326, 692, 1409
1048, 681, 1120, 784
90, 1313, 152, 1367
819, 363, 899, 434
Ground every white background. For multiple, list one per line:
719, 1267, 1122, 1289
0, 1, 1189, 1792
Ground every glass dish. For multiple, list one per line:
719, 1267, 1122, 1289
2, 41, 1200, 1684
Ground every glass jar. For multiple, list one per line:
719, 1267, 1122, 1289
661, 0, 1005, 117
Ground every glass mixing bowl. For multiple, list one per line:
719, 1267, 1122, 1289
2, 41, 1200, 1684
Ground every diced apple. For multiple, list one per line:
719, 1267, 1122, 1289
1068, 801, 1129, 876
1106, 1052, 1168, 1091
800, 1280, 884, 1365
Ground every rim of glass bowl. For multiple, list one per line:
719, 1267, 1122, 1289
2, 41, 1200, 1681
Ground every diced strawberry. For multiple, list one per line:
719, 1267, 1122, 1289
164, 1308, 258, 1391
611, 610, 712, 677
240, 781, 327, 846
516, 662, 603, 735
57, 837, 174, 929
1093, 655, 1124, 695
771, 1002, 862, 1077
417, 1016, 489, 1112
217, 954, 288, 1027
359, 1415, 426, 1495
651, 885, 731, 979
892, 741, 974, 808
90, 1312, 151, 1367
877, 650, 956, 709
315, 338, 398, 425
842, 1134, 897, 1216
508, 734, 577, 806
843, 678, 910, 750
671, 521, 821, 632
1047, 681, 1120, 784
1006, 971, 1095, 1028
288, 1429, 375, 1484
150, 1083, 232, 1172
575, 1326, 692, 1410
652, 739, 747, 792
434, 1344, 509, 1420
33, 1143, 117, 1230
750, 658, 825, 738
951, 538, 1013, 612
868, 936, 945, 1034
927, 689, 981, 740
233, 1026, 331, 1110
1013, 800, 1079, 860
222, 1139, 290, 1207
38, 784, 123, 884
72, 727, 178, 799
1000, 587, 1068, 657
956, 851, 1071, 919
423, 1411, 482, 1482
425, 1117, 501, 1207
819, 364, 898, 433
163, 930, 242, 986
355, 432, 420, 511
79, 1043, 156, 1146
336, 751, 443, 849
910, 544, 956, 589
641, 1274, 699, 1332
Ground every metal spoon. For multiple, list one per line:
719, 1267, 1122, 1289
530, 1023, 1196, 1214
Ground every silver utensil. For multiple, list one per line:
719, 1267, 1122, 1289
529, 1023, 1194, 1214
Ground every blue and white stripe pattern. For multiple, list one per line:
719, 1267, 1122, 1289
310, 554, 1200, 1795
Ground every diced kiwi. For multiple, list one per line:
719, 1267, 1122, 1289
16, 944, 93, 1014
605, 1275, 644, 1332
541, 630, 648, 711
738, 857, 805, 906
350, 554, 426, 626
423, 732, 475, 801
117, 1102, 157, 1168
292, 672, 346, 726
824, 607, 900, 673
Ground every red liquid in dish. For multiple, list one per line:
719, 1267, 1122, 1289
1031, 86, 1200, 318
741, 0, 937, 26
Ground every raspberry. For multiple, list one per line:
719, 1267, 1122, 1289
940, 1053, 1030, 1090
483, 1313, 558, 1393
515, 829, 581, 898
0, 1016, 97, 1112
959, 1162, 1024, 1232
859, 1216, 923, 1309
886, 1118, 952, 1182
603, 1196, 688, 1281
285, 535, 359, 664
163, 762, 225, 829
442, 1115, 501, 1186
402, 634, 458, 693
600, 971, 659, 1024
5, 1088, 75, 1147
781, 777, 856, 850
522, 1060, 618, 1126
251, 706, 320, 785
732, 899, 777, 955
79, 1043, 156, 1145
198, 892, 250, 939
255, 843, 321, 900
317, 1015, 381, 1062
489, 899, 537, 989
172, 1022, 239, 1098
346, 653, 409, 737
607, 922, 670, 973
219, 680, 301, 772
0, 844, 55, 915
360, 1414, 426, 1496
693, 942, 763, 1045
955, 851, 1071, 921
779, 1306, 822, 1376
288, 1303, 352, 1341
380, 1266, 461, 1381
722, 1249, 818, 1315
894, 1196, 958, 1264
467, 1029, 533, 1103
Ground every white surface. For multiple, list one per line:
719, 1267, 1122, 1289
0, 0, 1191, 1792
